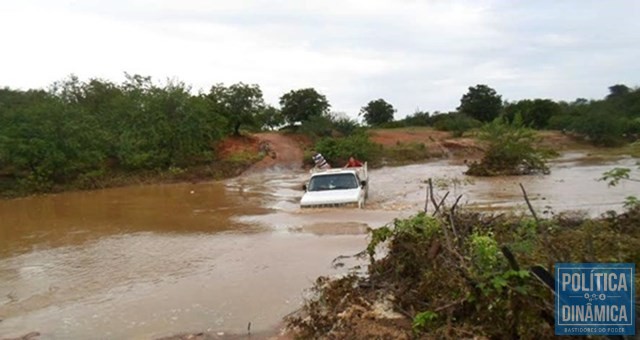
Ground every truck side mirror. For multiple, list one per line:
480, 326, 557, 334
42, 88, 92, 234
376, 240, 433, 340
360, 180, 367, 187
302, 184, 307, 191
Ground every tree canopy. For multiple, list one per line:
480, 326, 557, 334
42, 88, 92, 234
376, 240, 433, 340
503, 99, 561, 129
208, 83, 265, 135
0, 75, 228, 192
279, 88, 330, 124
256, 105, 284, 131
549, 84, 640, 145
457, 84, 503, 122
360, 99, 396, 126
607, 84, 631, 99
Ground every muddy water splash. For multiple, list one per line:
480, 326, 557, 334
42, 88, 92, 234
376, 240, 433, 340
1, 152, 639, 338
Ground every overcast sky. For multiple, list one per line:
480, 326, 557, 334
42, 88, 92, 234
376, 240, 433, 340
1, 0, 639, 118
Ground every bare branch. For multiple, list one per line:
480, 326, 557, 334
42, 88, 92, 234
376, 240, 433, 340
450, 194, 464, 215
424, 185, 429, 213
429, 178, 438, 212
519, 183, 539, 223
432, 191, 450, 216
434, 298, 466, 312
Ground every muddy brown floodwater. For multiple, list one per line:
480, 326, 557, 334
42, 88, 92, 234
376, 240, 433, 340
1, 152, 639, 339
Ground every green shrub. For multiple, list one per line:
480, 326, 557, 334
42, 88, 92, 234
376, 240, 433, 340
297, 114, 361, 139
225, 150, 263, 165
433, 113, 482, 137
0, 75, 229, 194
625, 117, 640, 136
315, 132, 380, 166
377, 120, 408, 129
412, 311, 438, 333
402, 111, 431, 127
571, 109, 627, 146
466, 115, 552, 176
298, 114, 335, 138
332, 116, 360, 136
302, 149, 316, 167
547, 114, 574, 131
469, 232, 503, 274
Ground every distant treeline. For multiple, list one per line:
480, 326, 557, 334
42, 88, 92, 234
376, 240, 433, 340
1, 75, 639, 194
385, 84, 640, 145
294, 83, 640, 170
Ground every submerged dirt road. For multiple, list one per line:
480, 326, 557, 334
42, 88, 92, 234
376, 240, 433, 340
1, 151, 639, 339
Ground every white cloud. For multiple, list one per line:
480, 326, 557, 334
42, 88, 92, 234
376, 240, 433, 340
0, 0, 639, 117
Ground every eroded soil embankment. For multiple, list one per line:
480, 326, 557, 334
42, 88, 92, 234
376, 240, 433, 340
245, 133, 305, 171
369, 128, 583, 158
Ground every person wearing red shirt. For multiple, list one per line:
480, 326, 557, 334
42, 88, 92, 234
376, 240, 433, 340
344, 156, 363, 168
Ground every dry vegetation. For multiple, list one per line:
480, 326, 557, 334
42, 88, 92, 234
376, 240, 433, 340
286, 185, 640, 339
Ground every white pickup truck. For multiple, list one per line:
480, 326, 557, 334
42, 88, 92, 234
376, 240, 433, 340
300, 163, 369, 208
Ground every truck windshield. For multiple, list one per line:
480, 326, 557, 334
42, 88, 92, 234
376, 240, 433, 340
308, 173, 359, 191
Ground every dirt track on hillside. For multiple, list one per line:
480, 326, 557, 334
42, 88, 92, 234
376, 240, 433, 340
246, 133, 305, 171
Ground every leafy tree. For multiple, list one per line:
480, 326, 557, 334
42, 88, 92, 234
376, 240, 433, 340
295, 112, 359, 139
256, 105, 284, 131
458, 84, 503, 122
298, 114, 335, 138
0, 74, 230, 193
402, 110, 431, 127
551, 86, 640, 145
360, 98, 395, 126
600, 163, 640, 209
547, 114, 574, 131
503, 99, 561, 129
573, 98, 590, 106
601, 166, 640, 186
208, 83, 265, 135
279, 88, 330, 124
150, 81, 225, 166
0, 86, 105, 187
571, 106, 627, 146
330, 112, 360, 136
607, 84, 631, 99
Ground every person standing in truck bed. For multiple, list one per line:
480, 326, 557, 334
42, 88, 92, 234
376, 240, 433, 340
344, 156, 363, 168
312, 152, 331, 169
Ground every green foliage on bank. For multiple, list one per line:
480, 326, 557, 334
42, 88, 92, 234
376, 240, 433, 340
314, 132, 380, 166
384, 84, 640, 148
466, 115, 553, 176
0, 75, 269, 195
312, 131, 433, 168
3, 75, 640, 194
432, 112, 482, 137
380, 111, 481, 137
